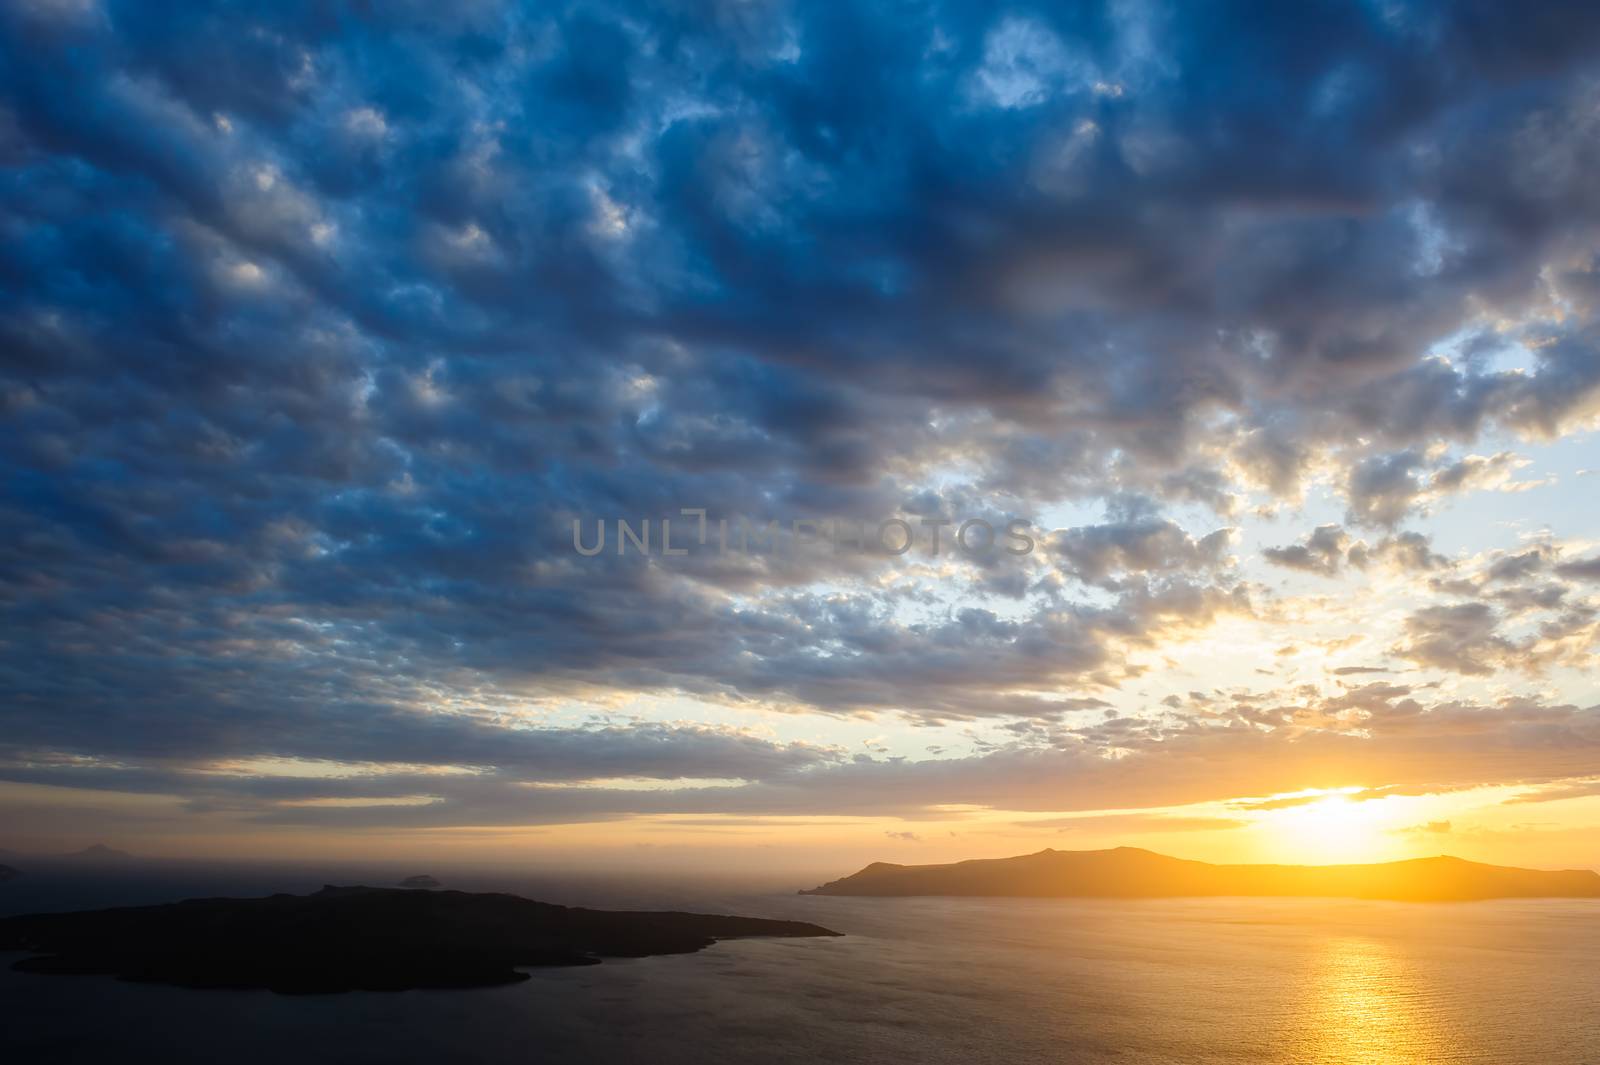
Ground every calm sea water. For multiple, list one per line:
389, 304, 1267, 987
3, 866, 1598, 1064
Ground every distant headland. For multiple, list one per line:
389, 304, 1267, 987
801, 847, 1600, 901
0, 884, 841, 993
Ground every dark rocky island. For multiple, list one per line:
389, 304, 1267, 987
0, 884, 840, 993
802, 847, 1600, 901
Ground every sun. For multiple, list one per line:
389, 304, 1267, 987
1260, 795, 1397, 865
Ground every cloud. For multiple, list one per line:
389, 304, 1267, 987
1052, 508, 1234, 587
1028, 813, 1247, 834
1556, 555, 1600, 581
1346, 451, 1543, 528
1394, 596, 1600, 677
6, 685, 1598, 831
1395, 820, 1453, 836
1395, 603, 1517, 675
1502, 779, 1600, 805
1266, 525, 1448, 577
1264, 525, 1351, 576
3, 1, 1600, 843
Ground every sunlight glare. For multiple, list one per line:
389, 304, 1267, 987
1263, 796, 1395, 864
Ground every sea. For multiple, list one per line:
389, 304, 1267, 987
2, 861, 1598, 1064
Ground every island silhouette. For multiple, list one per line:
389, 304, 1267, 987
0, 884, 840, 993
801, 847, 1600, 901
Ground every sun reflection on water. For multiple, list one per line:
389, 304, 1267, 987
1300, 935, 1464, 1065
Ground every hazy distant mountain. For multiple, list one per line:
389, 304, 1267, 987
0, 884, 841, 993
0, 843, 133, 862
0, 864, 19, 883
60, 844, 134, 862
399, 874, 442, 889
802, 847, 1600, 902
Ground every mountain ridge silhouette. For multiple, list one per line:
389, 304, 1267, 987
801, 846, 1600, 901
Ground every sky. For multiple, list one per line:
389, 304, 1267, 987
2, 0, 1600, 875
